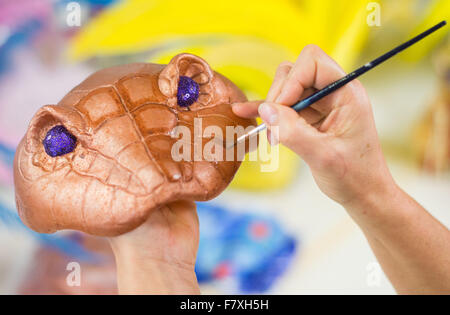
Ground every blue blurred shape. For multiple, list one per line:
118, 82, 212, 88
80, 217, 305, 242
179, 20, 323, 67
58, 0, 118, 5
0, 142, 15, 166
195, 202, 298, 293
0, 201, 97, 262
0, 19, 42, 75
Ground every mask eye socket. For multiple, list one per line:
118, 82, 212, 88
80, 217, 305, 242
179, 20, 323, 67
42, 125, 77, 157
177, 76, 200, 107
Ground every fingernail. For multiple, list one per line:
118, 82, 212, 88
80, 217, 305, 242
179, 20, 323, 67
258, 103, 278, 125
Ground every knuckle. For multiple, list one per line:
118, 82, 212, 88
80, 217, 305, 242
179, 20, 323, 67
348, 80, 370, 106
317, 146, 341, 170
302, 44, 321, 56
279, 60, 293, 68
350, 79, 364, 92
318, 152, 335, 169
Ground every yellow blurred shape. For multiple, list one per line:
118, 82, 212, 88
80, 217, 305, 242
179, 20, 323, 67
70, 0, 371, 191
404, 0, 450, 60
232, 142, 300, 191
70, 0, 370, 69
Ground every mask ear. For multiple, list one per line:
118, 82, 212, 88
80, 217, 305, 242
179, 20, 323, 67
25, 105, 88, 153
158, 53, 216, 108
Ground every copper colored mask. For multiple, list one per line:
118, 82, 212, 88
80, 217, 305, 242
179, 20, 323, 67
14, 53, 256, 236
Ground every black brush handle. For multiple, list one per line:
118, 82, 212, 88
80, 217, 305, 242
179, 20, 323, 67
292, 20, 447, 112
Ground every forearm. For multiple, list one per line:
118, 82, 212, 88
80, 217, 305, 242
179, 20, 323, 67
345, 181, 450, 294
111, 242, 200, 295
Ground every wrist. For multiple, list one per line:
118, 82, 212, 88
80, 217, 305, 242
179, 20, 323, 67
342, 173, 405, 227
110, 240, 200, 295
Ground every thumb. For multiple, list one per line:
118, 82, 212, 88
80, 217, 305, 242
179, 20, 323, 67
258, 102, 326, 161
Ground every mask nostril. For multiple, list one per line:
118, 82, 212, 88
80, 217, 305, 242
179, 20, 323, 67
177, 76, 199, 107
42, 125, 77, 157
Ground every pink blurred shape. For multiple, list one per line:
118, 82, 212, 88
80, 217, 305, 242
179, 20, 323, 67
0, 48, 91, 147
0, 161, 13, 185
0, 0, 51, 29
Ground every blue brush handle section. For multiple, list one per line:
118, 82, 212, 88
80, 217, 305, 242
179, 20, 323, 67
0, 201, 97, 262
0, 142, 15, 166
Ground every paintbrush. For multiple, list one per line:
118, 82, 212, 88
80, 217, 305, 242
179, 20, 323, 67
230, 20, 447, 149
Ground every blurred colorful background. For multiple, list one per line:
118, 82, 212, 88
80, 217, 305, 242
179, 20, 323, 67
0, 0, 449, 294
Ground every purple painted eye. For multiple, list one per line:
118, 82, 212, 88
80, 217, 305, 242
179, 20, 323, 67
177, 76, 199, 107
42, 125, 77, 157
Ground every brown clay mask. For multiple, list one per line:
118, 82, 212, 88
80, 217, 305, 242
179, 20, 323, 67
14, 53, 256, 236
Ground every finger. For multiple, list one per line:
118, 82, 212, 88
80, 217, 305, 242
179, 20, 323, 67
266, 61, 293, 102
276, 45, 346, 109
298, 107, 326, 126
233, 61, 292, 119
296, 88, 330, 126
298, 87, 331, 117
267, 63, 328, 126
258, 102, 326, 159
231, 100, 264, 118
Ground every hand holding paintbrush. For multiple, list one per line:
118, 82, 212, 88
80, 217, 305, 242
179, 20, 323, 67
231, 21, 447, 147
232, 21, 450, 294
